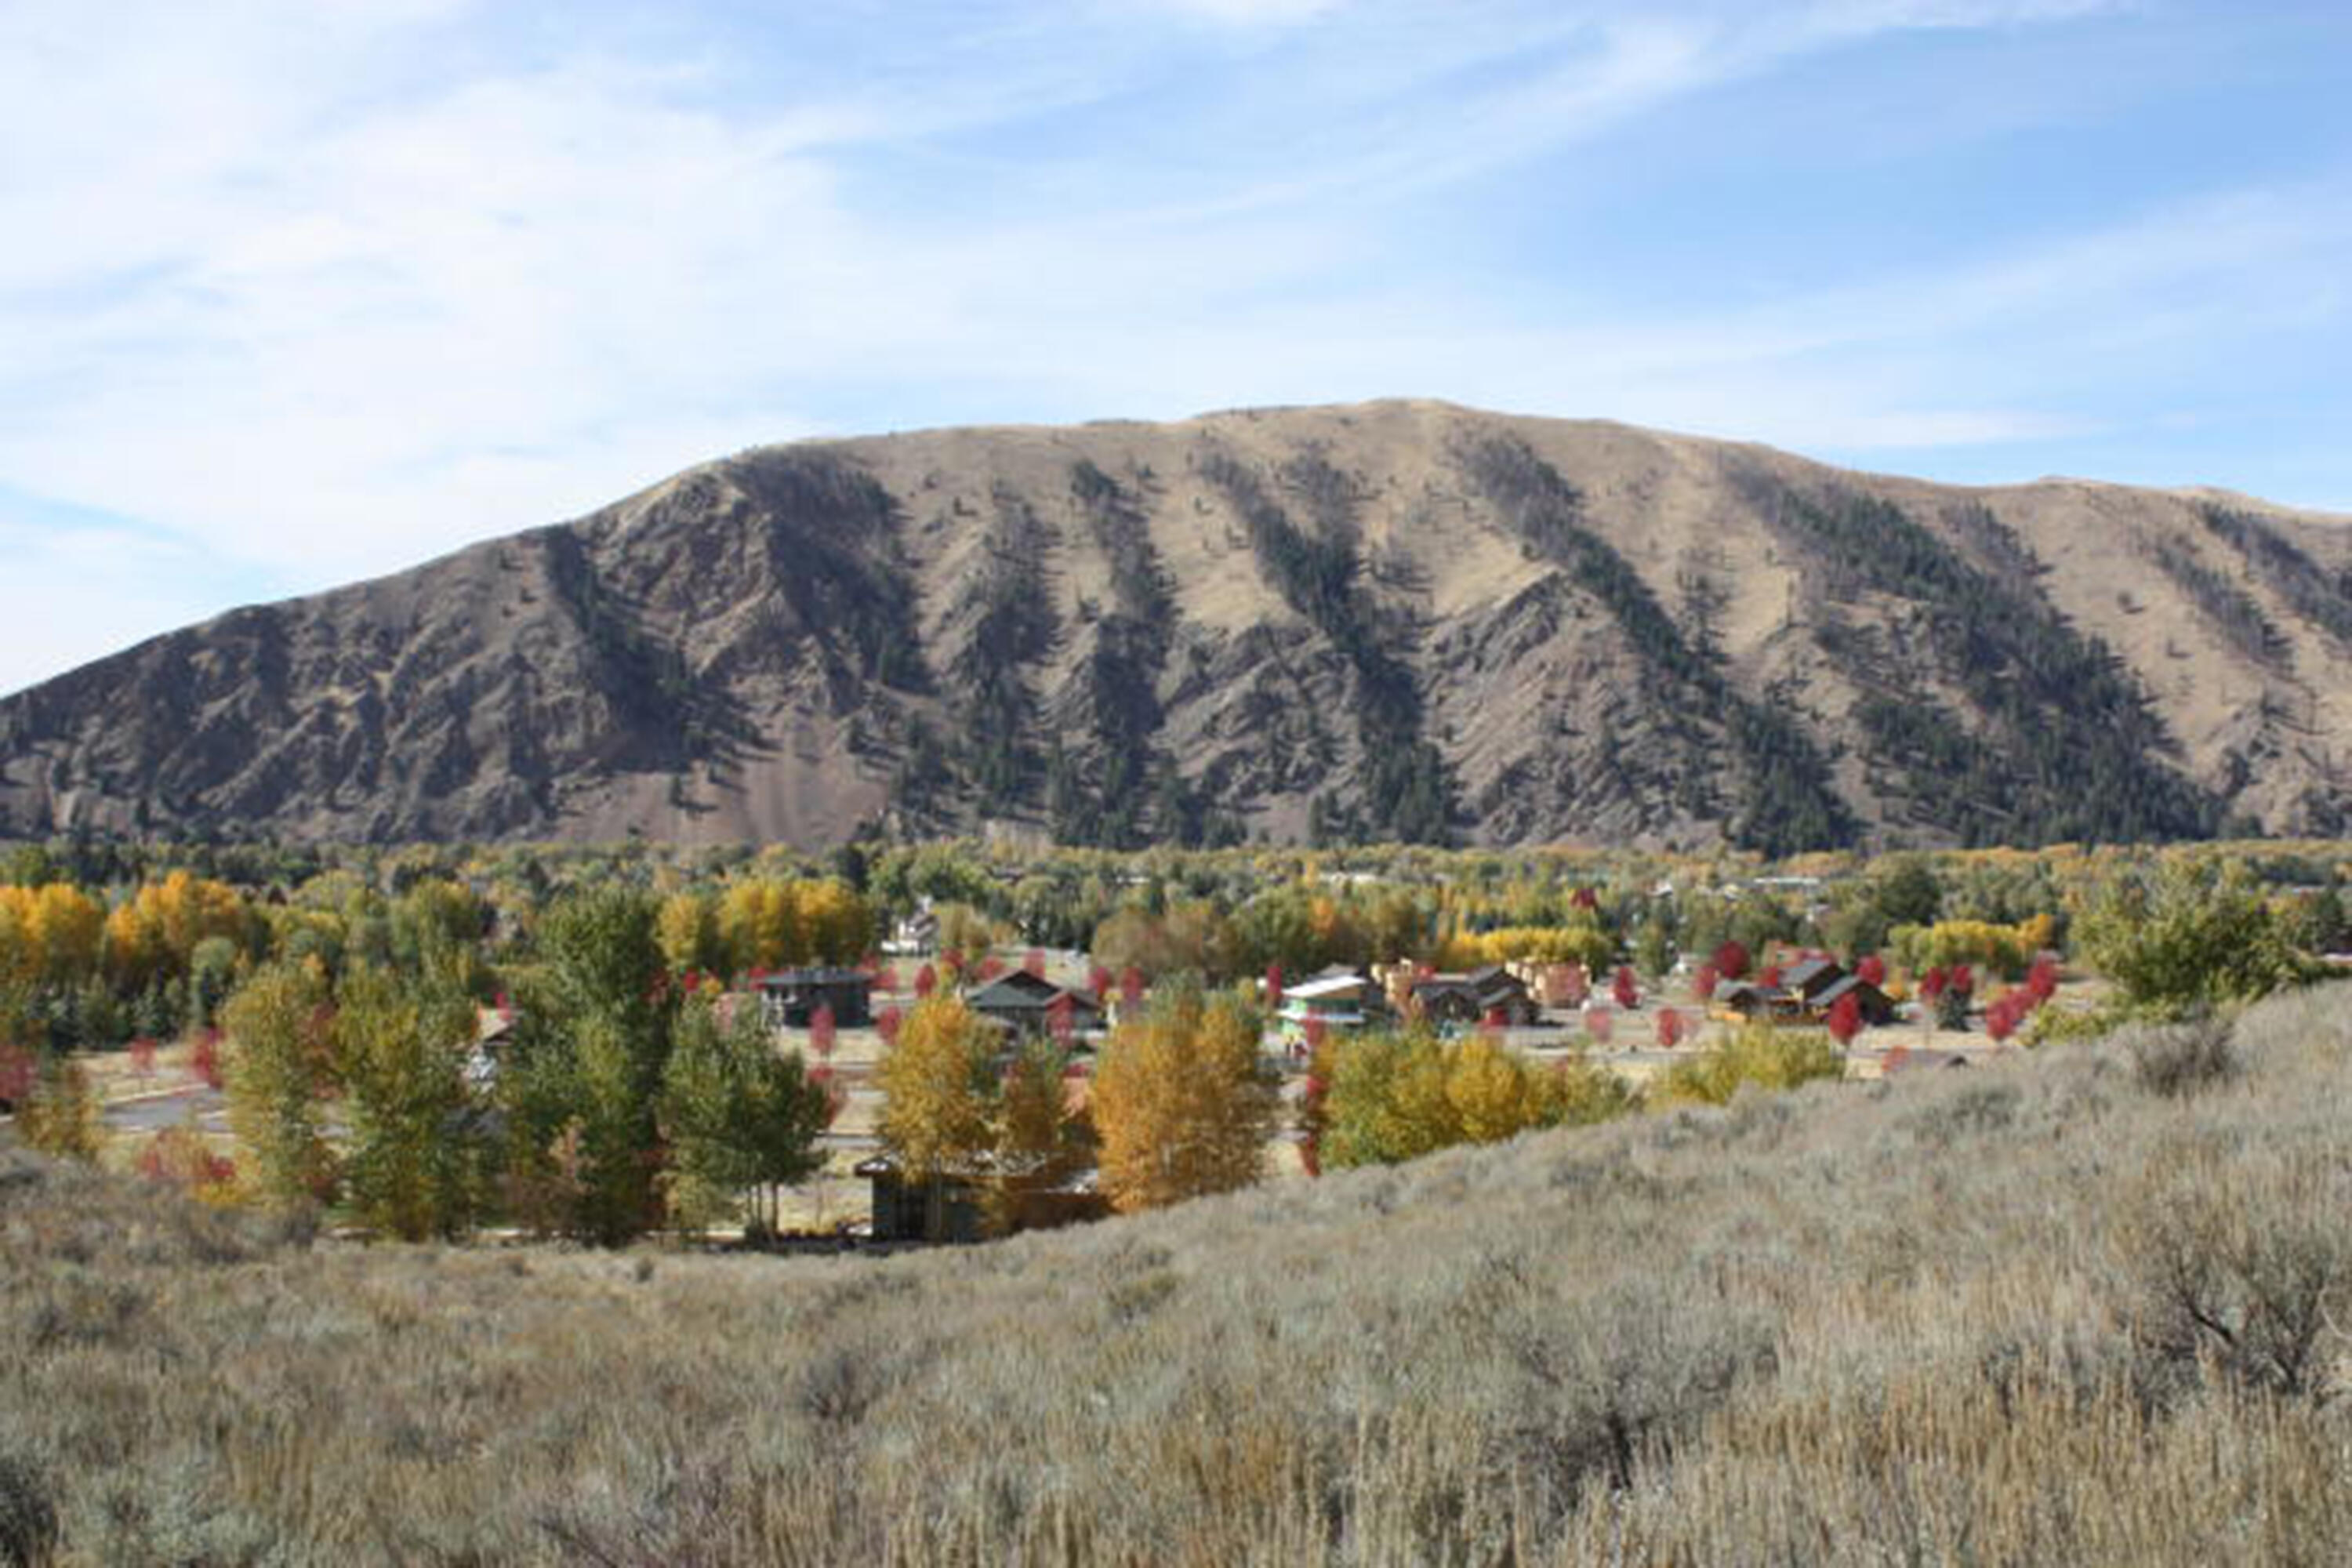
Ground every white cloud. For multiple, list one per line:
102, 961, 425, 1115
0, 0, 2327, 694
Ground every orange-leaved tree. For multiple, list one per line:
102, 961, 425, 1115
1091, 984, 1274, 1213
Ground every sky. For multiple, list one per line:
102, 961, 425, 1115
2, 0, 2349, 695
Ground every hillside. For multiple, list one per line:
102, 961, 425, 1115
4, 988, 2347, 1563
4, 401, 2350, 851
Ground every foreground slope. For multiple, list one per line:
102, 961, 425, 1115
5, 401, 2350, 849
5, 989, 2349, 1564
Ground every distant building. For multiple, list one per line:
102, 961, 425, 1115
756, 968, 873, 1029
966, 969, 1105, 1040
883, 902, 941, 956
1277, 971, 1382, 1047
1411, 965, 1538, 1029
855, 1153, 1109, 1242
1712, 959, 1893, 1029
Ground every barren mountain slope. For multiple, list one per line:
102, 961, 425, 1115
3, 400, 2347, 848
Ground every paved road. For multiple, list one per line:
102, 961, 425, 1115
104, 1084, 227, 1135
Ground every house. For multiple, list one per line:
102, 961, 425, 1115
469, 1006, 517, 1087
1711, 978, 1798, 1022
883, 902, 941, 956
966, 970, 1105, 1040
1777, 956, 1896, 1028
1411, 965, 1538, 1029
855, 1152, 1109, 1243
1809, 971, 1898, 1028
757, 968, 873, 1029
1278, 971, 1383, 1047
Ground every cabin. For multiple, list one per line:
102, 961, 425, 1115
966, 970, 1105, 1040
883, 905, 942, 956
1710, 978, 1798, 1022
1718, 960, 1895, 1029
1411, 965, 1539, 1029
757, 967, 873, 1029
1278, 970, 1382, 1047
855, 1153, 1109, 1243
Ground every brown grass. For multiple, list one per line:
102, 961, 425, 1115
5, 988, 2350, 1564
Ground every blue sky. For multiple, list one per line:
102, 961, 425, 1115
3, 0, 2349, 695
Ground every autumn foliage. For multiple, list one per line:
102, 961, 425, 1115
1091, 988, 1274, 1213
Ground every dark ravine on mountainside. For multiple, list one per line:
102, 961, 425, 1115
3, 400, 2349, 851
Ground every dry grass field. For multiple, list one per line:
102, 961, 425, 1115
5, 986, 2350, 1565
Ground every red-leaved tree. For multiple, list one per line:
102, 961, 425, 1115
914, 964, 938, 1000
810, 1003, 837, 1062
1265, 963, 1285, 1007
1827, 993, 1862, 1047
1583, 1005, 1614, 1045
1088, 963, 1115, 1000
1655, 1007, 1685, 1048
1693, 964, 1719, 1004
1612, 965, 1639, 1011
1986, 993, 2024, 1044
1856, 954, 1888, 988
1711, 940, 1751, 982
876, 1005, 903, 1047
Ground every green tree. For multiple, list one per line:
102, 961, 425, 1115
659, 994, 831, 1236
2078, 861, 2314, 1020
501, 888, 679, 1244
220, 960, 339, 1210
336, 959, 486, 1241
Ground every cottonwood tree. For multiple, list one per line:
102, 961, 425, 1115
875, 996, 996, 1239
220, 960, 339, 1211
17, 1056, 103, 1162
1091, 985, 1274, 1212
335, 957, 486, 1241
500, 888, 680, 1245
659, 994, 830, 1236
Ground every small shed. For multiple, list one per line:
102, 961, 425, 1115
855, 1152, 1109, 1243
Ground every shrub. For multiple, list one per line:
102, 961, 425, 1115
1656, 1023, 1842, 1107
2114, 1141, 2352, 1404
2124, 1015, 2240, 1099
0, 1446, 59, 1568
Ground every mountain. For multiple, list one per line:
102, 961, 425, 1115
3, 400, 2350, 851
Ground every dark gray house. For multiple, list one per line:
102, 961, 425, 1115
965, 970, 1104, 1039
756, 967, 873, 1029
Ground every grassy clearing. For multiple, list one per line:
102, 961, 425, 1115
5, 988, 2350, 1564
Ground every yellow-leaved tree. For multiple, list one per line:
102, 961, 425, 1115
1091, 985, 1275, 1213
874, 996, 996, 1239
